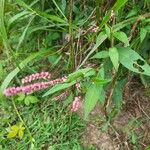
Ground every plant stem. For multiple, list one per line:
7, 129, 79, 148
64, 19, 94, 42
12, 98, 33, 142
68, 0, 75, 72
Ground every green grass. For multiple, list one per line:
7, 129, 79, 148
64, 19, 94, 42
0, 98, 84, 150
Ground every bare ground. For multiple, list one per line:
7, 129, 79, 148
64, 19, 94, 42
80, 77, 150, 150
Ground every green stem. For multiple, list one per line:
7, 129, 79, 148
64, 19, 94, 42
12, 98, 33, 142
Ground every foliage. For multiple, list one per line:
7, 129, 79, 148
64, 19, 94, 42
0, 0, 150, 149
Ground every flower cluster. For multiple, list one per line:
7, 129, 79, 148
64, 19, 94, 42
4, 71, 82, 113
48, 76, 67, 86
53, 91, 69, 101
4, 72, 67, 97
71, 96, 81, 112
22, 71, 51, 84
75, 82, 81, 92
4, 82, 50, 96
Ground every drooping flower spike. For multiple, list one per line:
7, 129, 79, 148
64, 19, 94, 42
4, 76, 67, 97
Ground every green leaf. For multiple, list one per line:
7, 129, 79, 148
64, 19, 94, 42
39, 12, 66, 23
0, 62, 4, 80
8, 11, 30, 28
118, 47, 150, 76
131, 131, 137, 144
93, 78, 111, 85
16, 93, 25, 101
24, 98, 30, 106
16, 15, 35, 51
91, 51, 109, 59
16, 0, 67, 23
99, 11, 111, 29
43, 81, 76, 97
113, 80, 126, 109
140, 28, 147, 43
25, 95, 38, 104
113, 0, 128, 12
84, 84, 101, 119
145, 145, 150, 150
7, 125, 19, 138
105, 24, 111, 39
109, 47, 119, 71
67, 68, 95, 82
113, 31, 129, 46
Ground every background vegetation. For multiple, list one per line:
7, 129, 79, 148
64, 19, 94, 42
0, 0, 150, 149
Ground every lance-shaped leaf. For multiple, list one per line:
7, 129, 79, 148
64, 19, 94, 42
109, 47, 119, 71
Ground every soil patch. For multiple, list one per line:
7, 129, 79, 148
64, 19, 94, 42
81, 77, 150, 150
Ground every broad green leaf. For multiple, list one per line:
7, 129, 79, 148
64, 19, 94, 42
118, 47, 150, 76
43, 81, 76, 97
140, 28, 147, 43
113, 31, 129, 46
109, 47, 119, 71
84, 84, 101, 119
91, 51, 109, 59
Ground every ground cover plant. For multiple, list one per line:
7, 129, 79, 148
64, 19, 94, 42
0, 0, 150, 149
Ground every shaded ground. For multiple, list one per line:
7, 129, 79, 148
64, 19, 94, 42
81, 77, 150, 150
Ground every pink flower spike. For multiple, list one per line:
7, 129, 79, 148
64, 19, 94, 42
71, 96, 81, 112
21, 71, 51, 84
54, 91, 69, 101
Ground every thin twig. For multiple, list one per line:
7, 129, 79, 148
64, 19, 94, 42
137, 99, 150, 120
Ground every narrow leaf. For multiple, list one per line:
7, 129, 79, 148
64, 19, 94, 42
43, 81, 76, 97
91, 51, 109, 59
